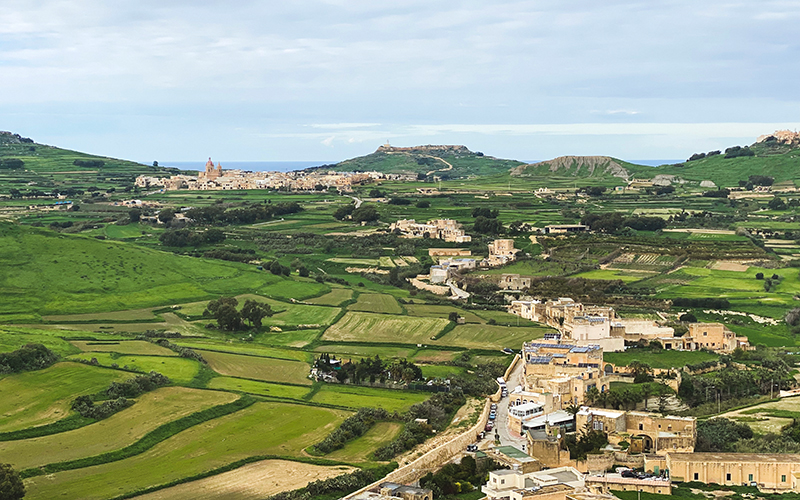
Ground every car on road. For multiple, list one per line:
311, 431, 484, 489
489, 412, 496, 420
485, 422, 493, 432
466, 444, 478, 452
490, 403, 497, 410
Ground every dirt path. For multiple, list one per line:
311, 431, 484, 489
132, 460, 356, 500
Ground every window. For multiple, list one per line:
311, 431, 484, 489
748, 474, 753, 482
726, 473, 731, 481
782, 475, 786, 483
639, 423, 644, 430
501, 479, 505, 485
694, 473, 699, 480
593, 420, 604, 431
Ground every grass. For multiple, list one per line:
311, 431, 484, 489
253, 328, 323, 348
432, 324, 550, 349
0, 326, 84, 356
405, 304, 484, 323
43, 308, 161, 322
310, 384, 429, 412
22, 402, 349, 500
206, 377, 312, 400
175, 340, 310, 362
0, 362, 128, 433
0, 387, 236, 470
70, 340, 177, 356
348, 294, 403, 314
572, 269, 650, 282
603, 349, 719, 369
67, 353, 202, 384
419, 364, 468, 379
326, 421, 403, 462
0, 222, 284, 317
322, 311, 450, 344
201, 350, 312, 385
233, 294, 342, 326
306, 288, 354, 306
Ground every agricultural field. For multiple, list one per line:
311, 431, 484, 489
0, 387, 236, 470
175, 340, 310, 362
22, 402, 349, 500
603, 349, 719, 369
326, 422, 403, 462
348, 293, 404, 314
405, 304, 484, 323
720, 396, 800, 434
134, 460, 356, 500
201, 350, 313, 385
306, 287, 353, 306
310, 385, 430, 412
321, 311, 450, 344
70, 340, 177, 356
206, 377, 312, 400
67, 352, 201, 384
433, 324, 550, 350
0, 362, 128, 432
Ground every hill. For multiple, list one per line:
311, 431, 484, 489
319, 144, 524, 179
0, 222, 284, 320
0, 131, 180, 194
510, 134, 800, 187
510, 155, 646, 181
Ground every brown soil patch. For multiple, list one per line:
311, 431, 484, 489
711, 261, 750, 272
133, 460, 355, 500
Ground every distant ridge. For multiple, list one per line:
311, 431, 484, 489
510, 155, 635, 180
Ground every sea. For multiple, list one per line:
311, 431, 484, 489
160, 161, 336, 173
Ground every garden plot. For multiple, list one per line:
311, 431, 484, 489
201, 350, 312, 385
348, 294, 403, 314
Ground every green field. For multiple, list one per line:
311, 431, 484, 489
310, 385, 430, 412
22, 402, 349, 500
43, 308, 161, 322
201, 350, 312, 385
0, 387, 236, 470
433, 324, 550, 349
175, 340, 310, 362
603, 349, 719, 369
306, 288, 353, 306
572, 269, 650, 282
0, 223, 283, 316
348, 294, 403, 314
405, 304, 484, 323
0, 326, 85, 356
322, 311, 450, 344
419, 364, 468, 379
326, 421, 403, 462
206, 377, 312, 400
70, 340, 177, 356
68, 353, 201, 384
0, 362, 128, 432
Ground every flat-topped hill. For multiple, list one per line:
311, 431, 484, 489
321, 143, 524, 179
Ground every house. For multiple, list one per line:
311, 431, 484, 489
499, 274, 532, 291
673, 323, 751, 352
485, 239, 521, 267
544, 225, 589, 234
663, 452, 800, 493
483, 466, 585, 500
575, 407, 696, 455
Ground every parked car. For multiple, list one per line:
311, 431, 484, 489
485, 422, 493, 432
489, 413, 496, 420
467, 444, 478, 452
490, 403, 497, 410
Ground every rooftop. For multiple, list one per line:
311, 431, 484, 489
669, 452, 800, 462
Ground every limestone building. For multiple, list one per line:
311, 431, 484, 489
575, 407, 696, 455
664, 452, 800, 492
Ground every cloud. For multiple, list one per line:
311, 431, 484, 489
321, 135, 335, 147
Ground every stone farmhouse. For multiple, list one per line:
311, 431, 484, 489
390, 219, 471, 243
575, 407, 696, 455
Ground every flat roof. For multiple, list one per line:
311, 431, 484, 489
669, 452, 800, 462
496, 445, 531, 459
522, 410, 574, 429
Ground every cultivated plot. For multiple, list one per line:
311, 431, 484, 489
432, 324, 550, 350
0, 387, 236, 470
201, 350, 312, 385
22, 402, 349, 500
348, 294, 403, 314
70, 340, 177, 356
68, 353, 201, 384
322, 312, 450, 344
310, 384, 429, 412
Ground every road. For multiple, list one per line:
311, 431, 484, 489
491, 356, 528, 451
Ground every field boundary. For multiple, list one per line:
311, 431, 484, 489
21, 395, 257, 478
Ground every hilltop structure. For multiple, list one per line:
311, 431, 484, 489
390, 219, 471, 243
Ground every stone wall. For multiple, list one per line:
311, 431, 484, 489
344, 400, 492, 499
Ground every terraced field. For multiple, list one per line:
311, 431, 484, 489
310, 385, 430, 412
201, 350, 312, 385
348, 293, 403, 314
433, 324, 550, 349
306, 287, 353, 306
22, 402, 349, 500
0, 387, 236, 470
67, 353, 201, 384
322, 311, 450, 344
134, 460, 356, 500
0, 363, 128, 432
70, 340, 177, 356
206, 377, 311, 400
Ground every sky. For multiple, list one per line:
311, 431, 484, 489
1, 0, 799, 164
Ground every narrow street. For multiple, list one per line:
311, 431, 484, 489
490, 356, 527, 450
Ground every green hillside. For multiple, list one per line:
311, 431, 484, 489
0, 131, 179, 194
325, 144, 523, 179
650, 140, 800, 186
0, 222, 286, 320
510, 155, 649, 181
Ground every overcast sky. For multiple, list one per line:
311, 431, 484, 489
1, 0, 799, 164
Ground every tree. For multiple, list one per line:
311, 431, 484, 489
351, 206, 379, 223
129, 208, 142, 223
0, 463, 25, 500
204, 228, 226, 244
448, 312, 460, 322
679, 312, 697, 323
152, 161, 159, 167
205, 297, 243, 331
240, 299, 273, 328
157, 208, 175, 224
416, 200, 430, 208
768, 196, 787, 211
629, 361, 653, 383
